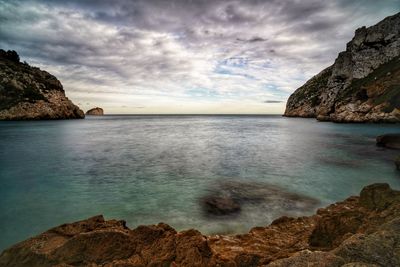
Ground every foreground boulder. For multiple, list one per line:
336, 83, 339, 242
0, 49, 84, 120
284, 12, 400, 123
86, 107, 104, 116
1, 183, 400, 266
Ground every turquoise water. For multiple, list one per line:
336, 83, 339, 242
0, 115, 399, 251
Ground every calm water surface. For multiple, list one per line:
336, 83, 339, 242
0, 115, 399, 250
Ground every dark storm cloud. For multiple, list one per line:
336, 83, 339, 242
0, 0, 398, 113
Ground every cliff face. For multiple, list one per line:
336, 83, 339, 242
0, 50, 84, 120
1, 183, 400, 267
284, 13, 400, 122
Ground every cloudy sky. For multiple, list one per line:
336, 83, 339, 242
0, 0, 399, 114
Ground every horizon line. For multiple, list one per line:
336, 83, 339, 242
88, 113, 285, 116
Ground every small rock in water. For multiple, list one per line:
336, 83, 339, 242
86, 107, 104, 115
202, 196, 241, 216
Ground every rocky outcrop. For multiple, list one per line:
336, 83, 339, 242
86, 107, 104, 116
284, 12, 400, 123
1, 183, 400, 266
376, 133, 400, 149
0, 49, 84, 120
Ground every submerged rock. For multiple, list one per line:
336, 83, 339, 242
396, 156, 400, 170
86, 107, 104, 116
202, 196, 241, 216
376, 133, 400, 149
0, 49, 84, 120
200, 180, 320, 218
1, 183, 400, 266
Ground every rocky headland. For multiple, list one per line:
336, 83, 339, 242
0, 49, 84, 120
284, 12, 400, 123
86, 107, 104, 116
1, 183, 400, 267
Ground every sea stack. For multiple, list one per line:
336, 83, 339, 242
86, 107, 104, 116
0, 49, 84, 120
284, 12, 400, 123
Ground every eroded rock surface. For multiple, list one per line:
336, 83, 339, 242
284, 12, 400, 123
1, 183, 400, 266
0, 49, 84, 120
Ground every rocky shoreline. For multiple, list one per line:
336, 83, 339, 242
1, 183, 400, 266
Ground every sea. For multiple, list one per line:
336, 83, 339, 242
0, 115, 399, 251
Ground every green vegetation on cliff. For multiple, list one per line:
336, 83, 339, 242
338, 56, 400, 111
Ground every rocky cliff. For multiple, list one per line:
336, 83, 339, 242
284, 12, 400, 122
86, 107, 104, 116
1, 183, 400, 266
0, 50, 84, 120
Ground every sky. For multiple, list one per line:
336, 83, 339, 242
0, 0, 399, 114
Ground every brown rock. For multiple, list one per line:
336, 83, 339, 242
341, 263, 380, 267
267, 250, 345, 267
333, 218, 400, 266
1, 183, 400, 266
359, 183, 400, 210
309, 196, 367, 248
86, 107, 104, 116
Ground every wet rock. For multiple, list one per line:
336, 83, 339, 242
86, 107, 104, 116
376, 134, 400, 149
202, 196, 241, 216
